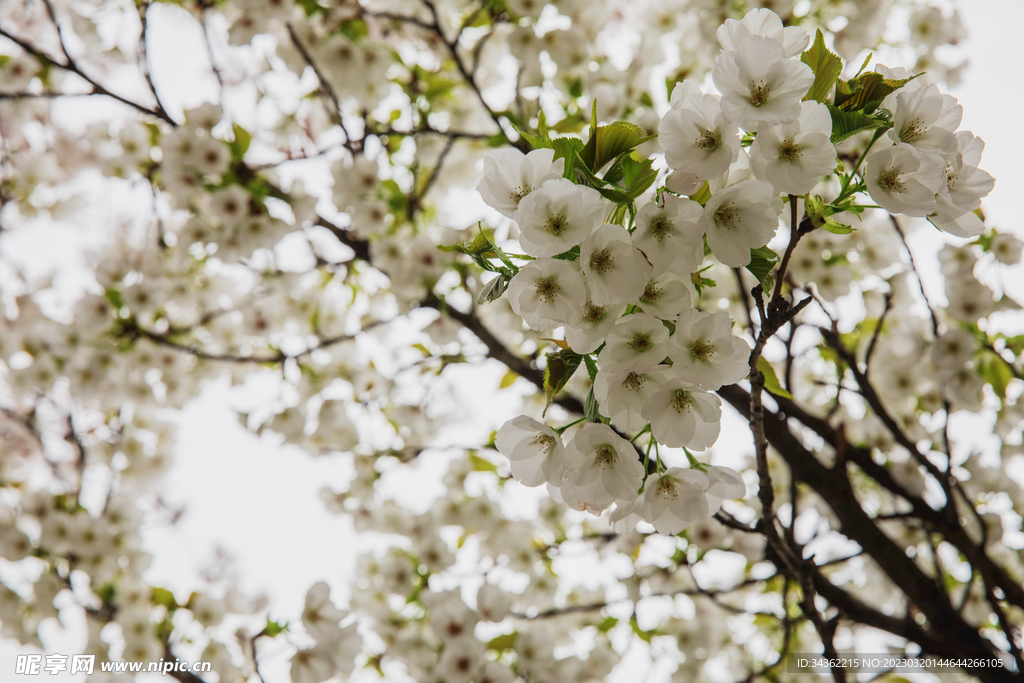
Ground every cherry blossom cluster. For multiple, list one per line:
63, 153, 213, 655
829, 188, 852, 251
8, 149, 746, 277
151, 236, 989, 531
1, 0, 1021, 681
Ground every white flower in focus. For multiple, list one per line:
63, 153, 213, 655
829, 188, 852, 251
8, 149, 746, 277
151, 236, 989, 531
659, 82, 741, 179
703, 465, 747, 513
634, 271, 695, 321
668, 309, 750, 390
507, 258, 587, 330
495, 416, 566, 487
750, 101, 836, 195
865, 144, 945, 217
632, 194, 708, 275
565, 299, 627, 354
477, 148, 565, 218
716, 8, 810, 57
594, 367, 667, 433
597, 313, 670, 374
929, 131, 994, 238
637, 468, 712, 534
888, 83, 961, 156
712, 36, 815, 130
580, 224, 652, 305
704, 179, 782, 267
641, 379, 722, 449
515, 178, 605, 257
564, 423, 645, 502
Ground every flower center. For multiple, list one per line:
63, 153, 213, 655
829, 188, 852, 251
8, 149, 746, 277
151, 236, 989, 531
595, 444, 616, 467
640, 282, 663, 304
670, 388, 694, 413
546, 213, 569, 236
900, 117, 925, 142
534, 276, 561, 302
530, 432, 556, 455
878, 168, 906, 194
656, 476, 678, 499
589, 248, 614, 274
628, 332, 652, 352
714, 205, 739, 229
777, 140, 804, 163
690, 339, 715, 362
648, 216, 672, 241
510, 184, 531, 203
696, 129, 721, 151
583, 304, 607, 325
623, 372, 645, 393
749, 82, 770, 107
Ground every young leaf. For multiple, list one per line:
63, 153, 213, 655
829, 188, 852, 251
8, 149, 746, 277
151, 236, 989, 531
543, 348, 583, 416
826, 104, 889, 144
757, 356, 794, 400
746, 246, 780, 292
800, 29, 843, 103
833, 71, 915, 113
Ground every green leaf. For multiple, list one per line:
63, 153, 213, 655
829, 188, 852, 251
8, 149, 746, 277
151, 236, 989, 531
826, 104, 890, 145
477, 272, 512, 305
486, 632, 519, 651
833, 71, 915, 113
800, 29, 843, 103
584, 385, 602, 423
757, 357, 793, 400
514, 126, 553, 150
469, 453, 499, 473
552, 137, 584, 180
543, 348, 583, 416
629, 614, 655, 643
596, 615, 619, 632
151, 587, 178, 611
981, 353, 1013, 401
589, 121, 657, 173
620, 154, 658, 200
580, 108, 656, 173
260, 618, 288, 638
746, 246, 779, 292
552, 245, 580, 262
499, 369, 518, 389
438, 230, 497, 255
821, 216, 853, 234
229, 124, 251, 161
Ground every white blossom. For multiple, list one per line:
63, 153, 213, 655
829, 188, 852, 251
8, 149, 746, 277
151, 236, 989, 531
495, 416, 566, 487
580, 223, 652, 305
865, 144, 945, 217
597, 313, 671, 375
668, 309, 750, 390
750, 101, 836, 195
514, 178, 605, 257
507, 258, 587, 330
632, 194, 708, 275
704, 179, 782, 267
712, 36, 815, 131
563, 423, 645, 503
659, 81, 741, 179
477, 148, 565, 218
641, 378, 722, 450
637, 468, 712, 534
